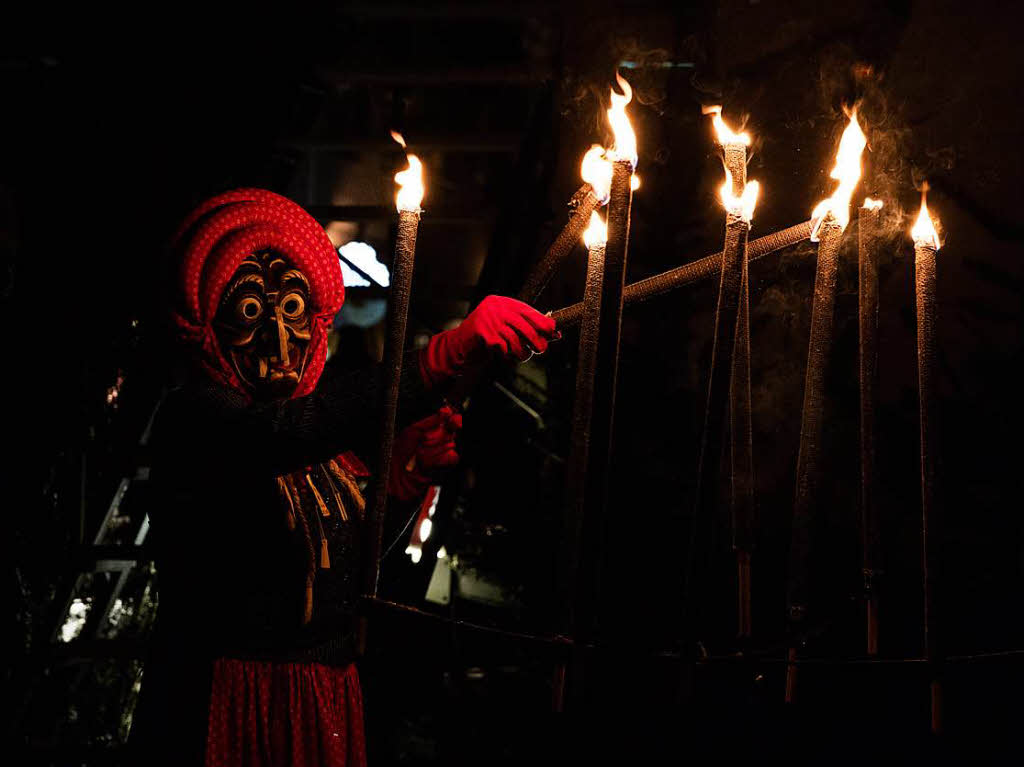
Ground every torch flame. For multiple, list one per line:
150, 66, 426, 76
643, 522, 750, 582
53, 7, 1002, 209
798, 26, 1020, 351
582, 210, 608, 249
911, 186, 941, 250
606, 72, 638, 168
718, 168, 760, 223
581, 143, 639, 201
704, 105, 751, 147
581, 144, 613, 203
863, 197, 883, 211
392, 131, 424, 213
811, 108, 867, 238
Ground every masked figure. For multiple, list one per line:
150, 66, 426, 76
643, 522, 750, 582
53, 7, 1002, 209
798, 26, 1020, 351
132, 189, 556, 766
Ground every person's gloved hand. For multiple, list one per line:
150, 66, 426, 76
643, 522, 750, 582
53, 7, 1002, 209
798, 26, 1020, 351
419, 295, 558, 390
389, 406, 462, 502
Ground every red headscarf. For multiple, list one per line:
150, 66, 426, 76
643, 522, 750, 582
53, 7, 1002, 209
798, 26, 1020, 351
172, 189, 344, 399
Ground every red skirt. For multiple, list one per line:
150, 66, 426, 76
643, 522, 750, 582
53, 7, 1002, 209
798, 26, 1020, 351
205, 658, 367, 767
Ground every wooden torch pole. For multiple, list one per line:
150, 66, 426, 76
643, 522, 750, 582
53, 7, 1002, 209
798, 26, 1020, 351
519, 184, 602, 305
549, 220, 813, 328
784, 107, 866, 701
687, 180, 755, 673
912, 192, 942, 734
785, 214, 844, 702
360, 143, 423, 652
363, 210, 419, 597
722, 138, 755, 643
567, 160, 633, 708
553, 213, 606, 712
554, 73, 635, 709
858, 199, 883, 656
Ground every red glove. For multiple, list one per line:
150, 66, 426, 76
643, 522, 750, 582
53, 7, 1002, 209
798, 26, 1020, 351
419, 295, 559, 390
389, 406, 463, 502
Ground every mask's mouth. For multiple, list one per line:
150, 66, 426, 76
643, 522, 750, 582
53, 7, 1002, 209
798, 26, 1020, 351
230, 343, 308, 397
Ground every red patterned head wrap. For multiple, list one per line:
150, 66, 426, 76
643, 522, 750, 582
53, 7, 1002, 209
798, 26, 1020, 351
172, 189, 343, 399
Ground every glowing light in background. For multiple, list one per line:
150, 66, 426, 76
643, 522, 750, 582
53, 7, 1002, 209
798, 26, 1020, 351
426, 487, 440, 516
59, 598, 92, 643
338, 241, 390, 287
405, 486, 442, 564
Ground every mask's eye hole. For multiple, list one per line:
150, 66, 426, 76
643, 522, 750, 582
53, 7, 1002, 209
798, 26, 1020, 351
236, 296, 263, 323
280, 293, 306, 319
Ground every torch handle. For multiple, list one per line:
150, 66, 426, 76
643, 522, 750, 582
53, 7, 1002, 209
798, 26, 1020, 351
732, 261, 755, 639
916, 242, 941, 732
687, 218, 750, 648
858, 206, 882, 654
363, 210, 420, 601
550, 221, 813, 328
553, 240, 605, 711
518, 187, 600, 305
785, 219, 844, 688
916, 245, 938, 655
586, 160, 632, 568
725, 142, 755, 640
555, 162, 632, 710
559, 242, 605, 633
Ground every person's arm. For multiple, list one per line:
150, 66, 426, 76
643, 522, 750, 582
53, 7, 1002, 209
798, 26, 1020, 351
162, 349, 435, 478
159, 295, 557, 479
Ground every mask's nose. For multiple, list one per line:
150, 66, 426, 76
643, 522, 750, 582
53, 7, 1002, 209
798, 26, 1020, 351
272, 305, 290, 367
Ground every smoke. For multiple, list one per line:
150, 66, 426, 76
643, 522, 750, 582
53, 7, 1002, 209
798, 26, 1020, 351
818, 48, 918, 248
559, 33, 705, 143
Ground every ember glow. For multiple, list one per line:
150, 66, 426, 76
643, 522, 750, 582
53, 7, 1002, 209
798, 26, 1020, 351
705, 105, 751, 147
581, 144, 613, 203
911, 188, 941, 250
606, 72, 638, 168
391, 131, 425, 213
582, 210, 608, 249
811, 108, 867, 239
863, 197, 884, 211
719, 168, 760, 223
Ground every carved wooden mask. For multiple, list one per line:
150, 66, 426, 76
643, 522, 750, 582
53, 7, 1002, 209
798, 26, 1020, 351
214, 250, 312, 400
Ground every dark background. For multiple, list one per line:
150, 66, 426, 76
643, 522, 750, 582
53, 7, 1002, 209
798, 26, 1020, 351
3, 0, 1023, 763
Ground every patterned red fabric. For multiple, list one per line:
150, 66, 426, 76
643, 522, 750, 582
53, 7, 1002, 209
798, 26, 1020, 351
172, 189, 344, 399
205, 659, 367, 767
